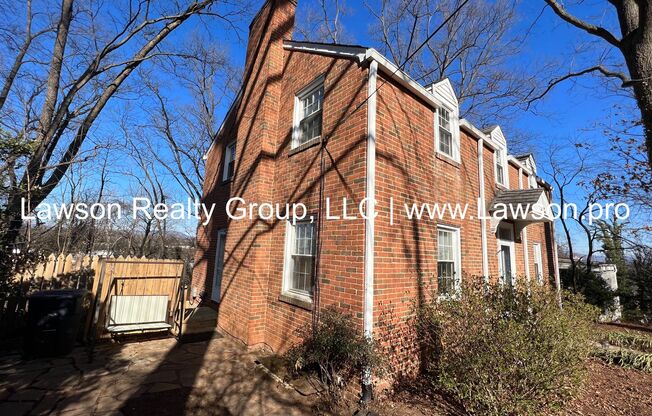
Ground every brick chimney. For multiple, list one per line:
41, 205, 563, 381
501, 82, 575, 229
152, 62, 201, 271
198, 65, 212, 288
243, 0, 296, 78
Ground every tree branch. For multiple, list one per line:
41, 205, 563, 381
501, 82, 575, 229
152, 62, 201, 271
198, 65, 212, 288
527, 65, 633, 109
545, 0, 622, 48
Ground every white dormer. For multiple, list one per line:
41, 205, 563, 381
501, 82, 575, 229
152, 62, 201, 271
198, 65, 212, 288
515, 154, 538, 188
484, 125, 509, 188
428, 79, 460, 163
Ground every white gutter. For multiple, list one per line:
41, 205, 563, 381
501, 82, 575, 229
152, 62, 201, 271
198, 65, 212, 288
519, 168, 531, 282
362, 59, 378, 399
477, 137, 489, 280
364, 49, 448, 110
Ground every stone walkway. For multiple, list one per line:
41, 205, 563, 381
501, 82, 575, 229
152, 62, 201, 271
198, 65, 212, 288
0, 335, 315, 415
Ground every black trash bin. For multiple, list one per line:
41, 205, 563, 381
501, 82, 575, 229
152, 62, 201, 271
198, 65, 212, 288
24, 289, 91, 357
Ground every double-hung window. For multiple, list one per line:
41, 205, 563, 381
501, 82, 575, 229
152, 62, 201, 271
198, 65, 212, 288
437, 226, 461, 295
495, 147, 507, 187
435, 107, 459, 161
223, 141, 236, 182
293, 78, 324, 148
283, 220, 316, 299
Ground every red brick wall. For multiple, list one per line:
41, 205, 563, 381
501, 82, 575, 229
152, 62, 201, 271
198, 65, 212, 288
193, 0, 370, 351
193, 0, 557, 365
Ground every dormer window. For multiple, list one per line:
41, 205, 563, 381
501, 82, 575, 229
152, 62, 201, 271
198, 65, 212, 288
495, 147, 508, 187
435, 106, 459, 162
292, 76, 324, 149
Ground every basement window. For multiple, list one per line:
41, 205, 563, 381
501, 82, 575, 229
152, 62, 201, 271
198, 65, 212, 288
282, 220, 316, 300
292, 76, 324, 149
437, 225, 461, 296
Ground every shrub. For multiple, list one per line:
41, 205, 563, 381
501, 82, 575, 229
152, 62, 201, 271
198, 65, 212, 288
593, 348, 652, 372
604, 331, 652, 353
284, 307, 382, 399
417, 280, 599, 415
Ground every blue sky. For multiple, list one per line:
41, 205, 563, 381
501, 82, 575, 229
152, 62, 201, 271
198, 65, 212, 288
35, 0, 645, 254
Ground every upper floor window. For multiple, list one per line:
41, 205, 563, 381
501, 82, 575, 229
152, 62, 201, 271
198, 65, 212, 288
283, 220, 316, 299
435, 107, 459, 161
495, 147, 507, 187
437, 225, 461, 296
223, 141, 236, 182
292, 77, 324, 149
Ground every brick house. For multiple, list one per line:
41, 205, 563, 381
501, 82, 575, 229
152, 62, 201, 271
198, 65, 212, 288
192, 0, 558, 371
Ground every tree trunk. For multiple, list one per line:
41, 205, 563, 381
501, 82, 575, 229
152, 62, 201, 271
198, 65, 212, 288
625, 49, 652, 166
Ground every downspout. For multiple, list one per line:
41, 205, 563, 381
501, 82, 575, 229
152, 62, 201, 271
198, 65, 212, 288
362, 59, 378, 402
519, 168, 530, 283
551, 212, 562, 306
477, 138, 489, 280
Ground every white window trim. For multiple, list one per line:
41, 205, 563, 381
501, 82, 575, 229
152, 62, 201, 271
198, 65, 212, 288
497, 223, 516, 286
437, 224, 462, 298
434, 106, 460, 163
282, 219, 315, 303
533, 243, 543, 285
494, 146, 509, 188
291, 75, 325, 149
222, 141, 236, 182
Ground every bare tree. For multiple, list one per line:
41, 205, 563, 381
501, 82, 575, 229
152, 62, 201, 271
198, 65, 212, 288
0, 0, 247, 252
136, 41, 235, 202
542, 143, 599, 290
364, 0, 537, 127
296, 0, 349, 43
534, 0, 652, 169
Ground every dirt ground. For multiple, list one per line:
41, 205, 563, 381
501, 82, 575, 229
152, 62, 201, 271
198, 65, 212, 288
367, 359, 652, 416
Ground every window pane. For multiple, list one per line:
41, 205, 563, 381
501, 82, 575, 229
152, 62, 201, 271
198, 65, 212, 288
438, 230, 453, 261
437, 262, 455, 295
288, 221, 316, 295
299, 112, 322, 144
438, 108, 450, 131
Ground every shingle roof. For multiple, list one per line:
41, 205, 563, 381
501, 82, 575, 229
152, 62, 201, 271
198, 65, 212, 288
489, 188, 545, 211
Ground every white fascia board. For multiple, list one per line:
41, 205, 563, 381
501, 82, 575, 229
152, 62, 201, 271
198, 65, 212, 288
283, 41, 367, 63
281, 43, 449, 112
364, 49, 447, 110
460, 119, 495, 148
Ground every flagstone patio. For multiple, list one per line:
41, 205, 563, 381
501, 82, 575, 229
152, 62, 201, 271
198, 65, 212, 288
0, 335, 315, 415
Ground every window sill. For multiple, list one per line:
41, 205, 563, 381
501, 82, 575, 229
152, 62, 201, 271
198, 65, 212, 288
221, 178, 233, 186
435, 152, 461, 168
288, 137, 321, 156
495, 182, 509, 191
279, 293, 313, 311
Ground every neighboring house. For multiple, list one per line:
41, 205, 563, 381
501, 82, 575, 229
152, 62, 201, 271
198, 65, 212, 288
192, 0, 557, 371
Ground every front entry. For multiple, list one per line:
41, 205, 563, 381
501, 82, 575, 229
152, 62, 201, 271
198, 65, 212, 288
211, 229, 227, 303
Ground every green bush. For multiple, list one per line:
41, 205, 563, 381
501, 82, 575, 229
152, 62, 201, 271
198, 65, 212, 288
593, 347, 652, 372
285, 307, 382, 399
417, 280, 599, 415
604, 331, 652, 353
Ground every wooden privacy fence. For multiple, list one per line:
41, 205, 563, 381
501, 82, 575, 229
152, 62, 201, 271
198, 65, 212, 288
2, 254, 186, 341
13, 253, 100, 292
